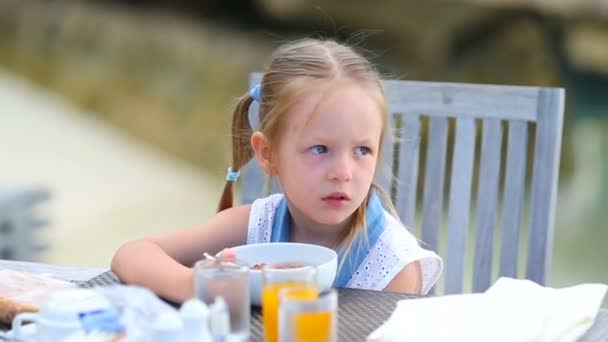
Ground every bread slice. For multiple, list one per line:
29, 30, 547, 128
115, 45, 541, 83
0, 270, 74, 324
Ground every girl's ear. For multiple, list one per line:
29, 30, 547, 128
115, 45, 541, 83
251, 132, 276, 176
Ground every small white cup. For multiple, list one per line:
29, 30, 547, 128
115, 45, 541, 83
11, 288, 111, 342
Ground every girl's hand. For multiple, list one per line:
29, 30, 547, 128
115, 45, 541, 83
216, 248, 237, 262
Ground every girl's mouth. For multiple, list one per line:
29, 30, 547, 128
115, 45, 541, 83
322, 193, 350, 207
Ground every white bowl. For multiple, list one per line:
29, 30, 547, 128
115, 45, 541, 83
231, 242, 338, 305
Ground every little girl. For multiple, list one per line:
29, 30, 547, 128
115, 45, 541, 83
111, 38, 442, 303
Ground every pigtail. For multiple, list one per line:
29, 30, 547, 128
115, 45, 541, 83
217, 94, 255, 212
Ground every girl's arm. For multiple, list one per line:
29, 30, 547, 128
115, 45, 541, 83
110, 205, 251, 303
383, 261, 422, 295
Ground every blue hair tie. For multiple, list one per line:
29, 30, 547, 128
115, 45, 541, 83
249, 84, 262, 102
226, 167, 240, 182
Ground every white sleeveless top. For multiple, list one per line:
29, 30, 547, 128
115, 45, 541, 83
247, 194, 443, 295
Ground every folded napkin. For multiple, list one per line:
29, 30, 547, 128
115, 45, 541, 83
367, 277, 607, 342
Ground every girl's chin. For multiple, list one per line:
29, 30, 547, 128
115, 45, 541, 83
312, 213, 355, 226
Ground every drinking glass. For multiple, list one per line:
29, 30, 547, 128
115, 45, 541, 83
279, 287, 337, 342
194, 257, 250, 341
262, 264, 317, 342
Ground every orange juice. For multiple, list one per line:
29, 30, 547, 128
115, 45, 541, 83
293, 311, 333, 342
262, 283, 317, 342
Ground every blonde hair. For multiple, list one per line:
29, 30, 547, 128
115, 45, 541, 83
218, 38, 400, 265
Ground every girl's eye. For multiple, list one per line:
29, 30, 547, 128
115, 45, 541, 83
355, 146, 371, 156
310, 145, 328, 154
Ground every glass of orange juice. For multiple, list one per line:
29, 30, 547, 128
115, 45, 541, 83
262, 264, 317, 342
278, 287, 337, 342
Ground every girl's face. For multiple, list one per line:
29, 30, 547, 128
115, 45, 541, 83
272, 81, 384, 226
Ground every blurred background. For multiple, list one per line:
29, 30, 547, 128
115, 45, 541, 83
0, 0, 606, 293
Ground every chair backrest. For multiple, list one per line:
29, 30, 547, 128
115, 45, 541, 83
0, 186, 51, 261
241, 72, 565, 294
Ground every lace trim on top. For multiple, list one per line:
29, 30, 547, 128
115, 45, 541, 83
247, 193, 283, 244
345, 214, 443, 294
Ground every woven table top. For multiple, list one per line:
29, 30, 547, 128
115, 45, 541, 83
79, 271, 608, 342
79, 270, 417, 341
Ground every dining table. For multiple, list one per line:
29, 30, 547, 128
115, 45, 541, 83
1, 259, 608, 341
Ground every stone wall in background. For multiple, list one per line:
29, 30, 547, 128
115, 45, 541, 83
0, 0, 275, 175
258, 0, 608, 78
2, 0, 607, 179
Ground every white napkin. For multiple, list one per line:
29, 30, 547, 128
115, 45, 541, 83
367, 277, 607, 342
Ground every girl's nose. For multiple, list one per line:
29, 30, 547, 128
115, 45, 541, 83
328, 154, 352, 182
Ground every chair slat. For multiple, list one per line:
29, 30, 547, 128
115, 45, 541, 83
499, 120, 528, 279
420, 117, 448, 253
240, 74, 265, 204
249, 73, 263, 131
472, 119, 503, 292
250, 73, 263, 86
395, 114, 421, 227
445, 117, 477, 294
526, 88, 565, 284
269, 176, 282, 195
376, 113, 397, 196
383, 80, 540, 121
241, 160, 265, 204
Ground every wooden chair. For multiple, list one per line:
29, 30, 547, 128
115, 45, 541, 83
0, 186, 50, 261
241, 72, 565, 294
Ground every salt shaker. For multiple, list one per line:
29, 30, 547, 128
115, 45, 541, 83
180, 298, 212, 342
209, 297, 230, 342
151, 310, 184, 342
